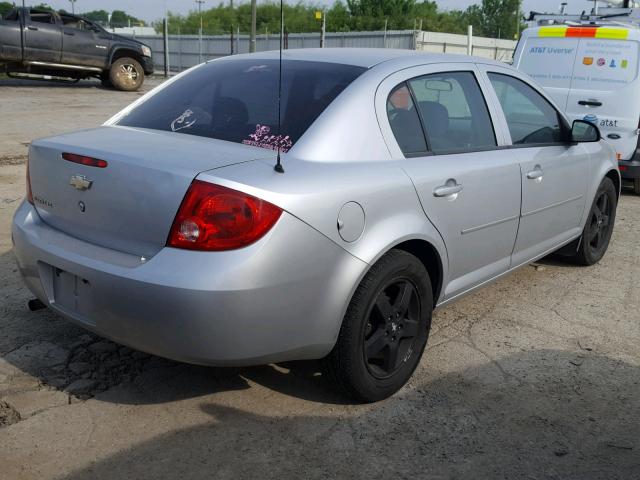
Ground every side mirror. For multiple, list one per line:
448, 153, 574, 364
572, 119, 600, 143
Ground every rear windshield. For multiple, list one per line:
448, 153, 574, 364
117, 59, 366, 152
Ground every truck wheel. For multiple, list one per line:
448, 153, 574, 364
634, 178, 640, 195
322, 250, 433, 403
109, 57, 144, 91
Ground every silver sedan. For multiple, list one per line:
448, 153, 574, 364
12, 49, 620, 402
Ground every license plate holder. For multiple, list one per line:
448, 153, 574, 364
49, 266, 95, 320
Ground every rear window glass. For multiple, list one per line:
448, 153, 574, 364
517, 37, 579, 89
571, 38, 639, 91
117, 59, 365, 152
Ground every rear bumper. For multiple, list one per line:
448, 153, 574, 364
12, 201, 366, 366
619, 155, 640, 180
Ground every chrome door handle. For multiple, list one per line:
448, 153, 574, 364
527, 165, 544, 181
433, 182, 463, 198
27, 25, 38, 31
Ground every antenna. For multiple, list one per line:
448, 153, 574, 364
274, 0, 285, 173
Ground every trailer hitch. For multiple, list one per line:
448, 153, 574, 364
28, 299, 47, 311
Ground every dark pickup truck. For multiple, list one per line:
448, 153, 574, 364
0, 7, 153, 91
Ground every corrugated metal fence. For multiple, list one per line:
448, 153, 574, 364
416, 31, 516, 63
133, 30, 516, 73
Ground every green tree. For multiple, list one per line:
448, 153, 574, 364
152, 0, 521, 38
110, 9, 145, 27
327, 1, 351, 32
82, 9, 110, 24
32, 3, 54, 10
0, 1, 14, 18
465, 0, 523, 39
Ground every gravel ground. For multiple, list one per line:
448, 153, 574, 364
0, 78, 638, 480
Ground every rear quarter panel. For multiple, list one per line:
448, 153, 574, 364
198, 158, 450, 305
580, 140, 620, 226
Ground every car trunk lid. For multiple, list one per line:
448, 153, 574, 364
28, 126, 270, 258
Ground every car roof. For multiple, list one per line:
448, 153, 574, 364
216, 48, 506, 69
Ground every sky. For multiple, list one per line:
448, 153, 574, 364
34, 1, 605, 23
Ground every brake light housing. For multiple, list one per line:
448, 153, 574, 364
62, 152, 108, 168
167, 180, 282, 251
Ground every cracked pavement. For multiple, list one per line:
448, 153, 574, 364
0, 78, 638, 479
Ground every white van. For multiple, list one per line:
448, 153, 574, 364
514, 24, 640, 193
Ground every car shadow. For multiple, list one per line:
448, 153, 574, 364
0, 78, 102, 89
621, 182, 638, 196
0, 250, 348, 405
58, 349, 640, 480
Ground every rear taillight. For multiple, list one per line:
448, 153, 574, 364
26, 159, 34, 205
62, 152, 108, 168
167, 180, 282, 251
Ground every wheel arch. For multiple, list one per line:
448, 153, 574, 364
330, 235, 446, 352
109, 47, 143, 67
605, 169, 622, 199
391, 239, 444, 305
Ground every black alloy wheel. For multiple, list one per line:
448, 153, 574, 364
571, 177, 617, 266
587, 188, 613, 256
364, 279, 421, 379
323, 250, 433, 403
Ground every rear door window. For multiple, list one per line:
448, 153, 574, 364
408, 71, 496, 153
386, 83, 428, 156
117, 59, 365, 152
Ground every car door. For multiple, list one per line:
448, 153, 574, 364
377, 64, 522, 301
23, 9, 62, 64
481, 66, 590, 266
0, 8, 23, 62
60, 15, 109, 68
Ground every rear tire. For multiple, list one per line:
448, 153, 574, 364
323, 250, 433, 403
634, 178, 640, 195
571, 177, 617, 266
109, 57, 144, 91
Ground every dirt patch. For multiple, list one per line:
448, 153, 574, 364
0, 155, 26, 167
0, 400, 20, 427
54, 335, 158, 400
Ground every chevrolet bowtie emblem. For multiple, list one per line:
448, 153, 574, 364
69, 175, 92, 191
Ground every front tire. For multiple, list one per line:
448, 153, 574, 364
323, 250, 433, 402
109, 57, 144, 91
571, 177, 617, 266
